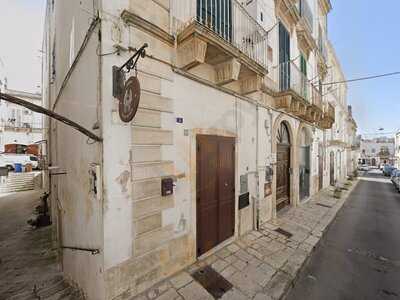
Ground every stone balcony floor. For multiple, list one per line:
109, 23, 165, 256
130, 180, 359, 300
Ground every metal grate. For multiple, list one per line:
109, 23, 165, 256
275, 227, 293, 239
192, 266, 233, 299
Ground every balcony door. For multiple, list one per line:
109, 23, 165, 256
197, 0, 232, 41
279, 22, 290, 91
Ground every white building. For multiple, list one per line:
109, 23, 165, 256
42, 0, 356, 299
0, 83, 43, 152
395, 132, 400, 168
360, 137, 395, 166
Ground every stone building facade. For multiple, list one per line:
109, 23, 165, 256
395, 132, 400, 168
359, 137, 395, 167
0, 83, 43, 151
42, 0, 356, 299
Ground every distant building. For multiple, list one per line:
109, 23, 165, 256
395, 132, 400, 168
0, 82, 43, 152
359, 137, 395, 166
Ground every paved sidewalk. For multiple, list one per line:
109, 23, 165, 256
131, 180, 358, 300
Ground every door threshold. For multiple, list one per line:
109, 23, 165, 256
197, 236, 236, 261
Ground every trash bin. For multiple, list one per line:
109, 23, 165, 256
14, 163, 22, 173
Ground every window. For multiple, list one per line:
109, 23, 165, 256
372, 148, 376, 154
260, 12, 263, 22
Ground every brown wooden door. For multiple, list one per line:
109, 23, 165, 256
276, 122, 291, 211
276, 145, 290, 210
330, 152, 335, 186
318, 144, 324, 191
197, 135, 235, 257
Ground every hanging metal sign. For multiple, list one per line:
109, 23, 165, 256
113, 43, 148, 123
119, 76, 141, 123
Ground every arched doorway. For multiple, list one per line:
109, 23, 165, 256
318, 143, 324, 191
371, 158, 376, 167
299, 128, 312, 201
276, 122, 291, 211
330, 151, 335, 186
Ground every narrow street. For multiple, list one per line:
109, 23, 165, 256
286, 171, 400, 300
0, 190, 82, 300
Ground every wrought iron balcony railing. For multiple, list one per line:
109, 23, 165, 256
171, 0, 269, 69
278, 60, 311, 103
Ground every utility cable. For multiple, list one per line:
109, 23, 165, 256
322, 71, 400, 86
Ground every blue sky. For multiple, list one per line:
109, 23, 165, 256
0, 0, 399, 136
329, 0, 400, 136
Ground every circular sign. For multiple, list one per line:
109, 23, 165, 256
119, 76, 141, 122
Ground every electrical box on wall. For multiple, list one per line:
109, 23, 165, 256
161, 178, 174, 196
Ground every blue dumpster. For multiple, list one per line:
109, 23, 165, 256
14, 163, 22, 173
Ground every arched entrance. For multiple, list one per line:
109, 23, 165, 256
299, 128, 312, 201
330, 151, 335, 186
371, 158, 376, 166
318, 143, 324, 191
276, 122, 291, 211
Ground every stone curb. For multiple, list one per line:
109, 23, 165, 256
280, 179, 360, 300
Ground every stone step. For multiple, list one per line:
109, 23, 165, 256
132, 161, 174, 181
132, 127, 173, 145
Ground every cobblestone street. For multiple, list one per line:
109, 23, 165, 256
130, 180, 358, 300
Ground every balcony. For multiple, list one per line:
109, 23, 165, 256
171, 0, 268, 92
319, 102, 335, 129
319, 0, 332, 15
316, 35, 328, 78
296, 0, 316, 56
275, 0, 300, 29
267, 61, 323, 123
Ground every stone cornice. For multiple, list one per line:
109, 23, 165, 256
319, 0, 332, 15
121, 10, 174, 46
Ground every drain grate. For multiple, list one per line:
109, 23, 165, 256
192, 266, 233, 299
316, 203, 332, 208
274, 227, 293, 238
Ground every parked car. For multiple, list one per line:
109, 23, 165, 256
358, 164, 369, 171
383, 165, 395, 176
391, 170, 400, 191
0, 153, 39, 170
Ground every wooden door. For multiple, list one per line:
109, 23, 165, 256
197, 135, 235, 257
299, 146, 310, 201
330, 151, 335, 186
276, 123, 291, 211
318, 144, 324, 191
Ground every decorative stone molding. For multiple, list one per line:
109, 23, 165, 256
215, 58, 241, 86
176, 36, 208, 70
275, 0, 300, 31
121, 10, 174, 46
319, 0, 332, 15
240, 75, 263, 95
296, 22, 317, 57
